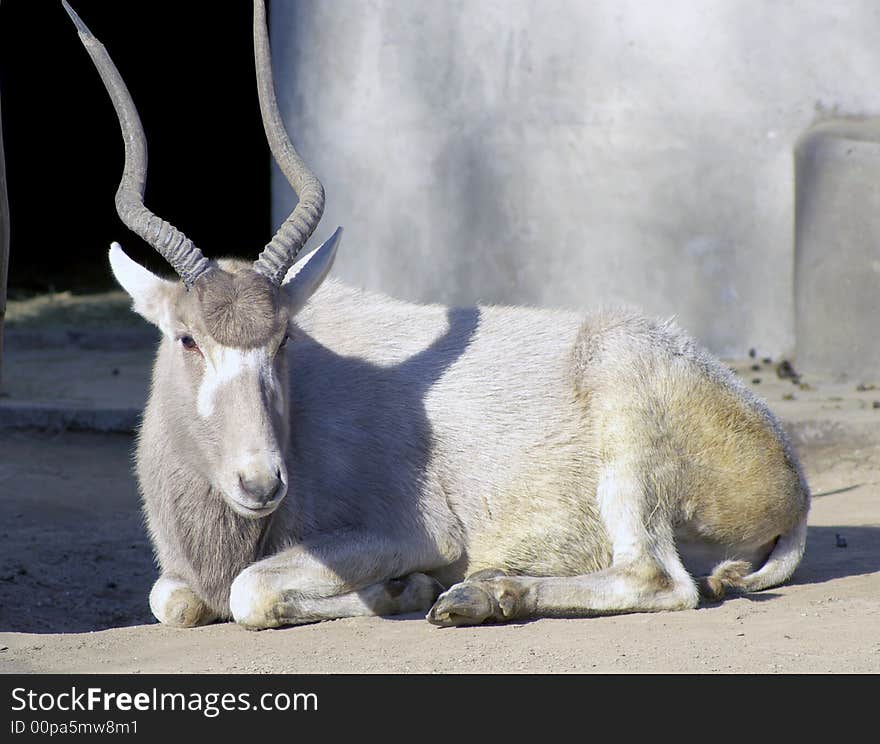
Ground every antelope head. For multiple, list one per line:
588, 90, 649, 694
64, 0, 342, 518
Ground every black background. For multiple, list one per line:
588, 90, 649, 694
0, 0, 271, 294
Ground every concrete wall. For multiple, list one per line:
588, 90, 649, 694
270, 0, 880, 360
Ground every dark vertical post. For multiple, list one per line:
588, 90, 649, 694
0, 90, 9, 394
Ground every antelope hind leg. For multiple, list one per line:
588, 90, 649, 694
427, 561, 699, 627
428, 461, 700, 627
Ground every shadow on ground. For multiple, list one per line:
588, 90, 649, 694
3, 512, 876, 633
793, 525, 880, 586
0, 519, 157, 633
0, 430, 157, 634
1, 430, 878, 634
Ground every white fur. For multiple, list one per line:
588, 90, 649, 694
282, 227, 342, 314
228, 567, 266, 628
148, 575, 217, 627
148, 575, 190, 620
197, 347, 265, 418
108, 243, 174, 334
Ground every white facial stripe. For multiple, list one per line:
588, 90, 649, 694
197, 346, 271, 418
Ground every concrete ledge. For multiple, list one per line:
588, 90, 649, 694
0, 399, 141, 434
4, 327, 157, 351
784, 415, 880, 450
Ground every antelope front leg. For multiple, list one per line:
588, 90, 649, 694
229, 533, 450, 629
149, 575, 218, 628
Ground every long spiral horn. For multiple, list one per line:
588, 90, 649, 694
251, 0, 325, 285
62, 1, 212, 288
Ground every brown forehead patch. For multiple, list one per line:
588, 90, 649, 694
195, 268, 283, 348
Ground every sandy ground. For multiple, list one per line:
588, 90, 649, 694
0, 424, 878, 674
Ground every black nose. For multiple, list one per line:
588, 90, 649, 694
238, 472, 283, 505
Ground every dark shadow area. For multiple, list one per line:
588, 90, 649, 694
696, 524, 880, 612
701, 525, 880, 610
791, 525, 880, 587
0, 430, 157, 633
0, 0, 270, 295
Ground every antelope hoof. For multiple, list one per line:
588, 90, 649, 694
427, 576, 522, 627
427, 583, 495, 626
150, 576, 217, 628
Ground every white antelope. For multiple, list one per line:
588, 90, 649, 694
65, 0, 809, 629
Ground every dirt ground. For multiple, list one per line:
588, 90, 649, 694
0, 425, 878, 674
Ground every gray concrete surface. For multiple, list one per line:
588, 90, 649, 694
0, 292, 155, 432
0, 330, 152, 434
270, 0, 880, 362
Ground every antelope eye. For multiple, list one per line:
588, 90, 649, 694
180, 335, 198, 351
279, 332, 290, 349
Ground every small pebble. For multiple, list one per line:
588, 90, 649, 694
777, 359, 798, 380
751, 378, 761, 384
873, 401, 880, 409
835, 534, 847, 548
748, 348, 756, 358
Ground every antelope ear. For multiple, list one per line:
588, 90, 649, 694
281, 227, 342, 316
109, 242, 177, 333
